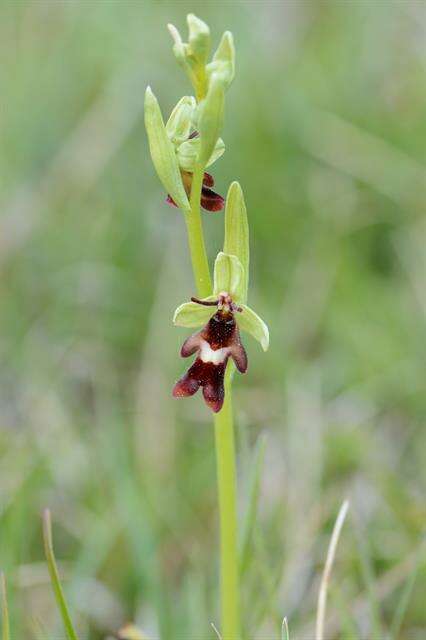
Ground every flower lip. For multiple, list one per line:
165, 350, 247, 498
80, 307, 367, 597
173, 292, 247, 412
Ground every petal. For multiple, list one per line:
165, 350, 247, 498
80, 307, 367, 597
173, 373, 200, 398
237, 304, 269, 351
213, 252, 244, 299
202, 363, 226, 413
180, 332, 203, 357
173, 298, 216, 328
203, 172, 215, 187
201, 187, 225, 212
166, 194, 178, 207
230, 328, 248, 373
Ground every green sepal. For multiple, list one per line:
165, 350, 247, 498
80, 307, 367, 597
144, 87, 190, 213
177, 136, 225, 172
207, 31, 235, 89
173, 296, 217, 328
237, 304, 269, 351
213, 252, 244, 300
166, 96, 196, 146
197, 74, 225, 167
224, 182, 249, 303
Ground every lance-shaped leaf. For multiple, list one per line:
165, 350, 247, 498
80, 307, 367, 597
166, 96, 196, 146
177, 136, 225, 172
197, 74, 225, 168
238, 304, 269, 351
173, 296, 217, 328
144, 87, 190, 213
213, 252, 244, 300
207, 31, 235, 89
224, 181, 249, 303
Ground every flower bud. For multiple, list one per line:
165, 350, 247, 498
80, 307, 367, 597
207, 31, 235, 89
187, 14, 211, 65
176, 136, 225, 172
166, 96, 196, 146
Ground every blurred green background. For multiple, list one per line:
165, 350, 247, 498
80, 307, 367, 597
0, 1, 425, 638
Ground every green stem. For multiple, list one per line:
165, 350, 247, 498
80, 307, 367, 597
185, 165, 212, 298
214, 368, 240, 640
185, 166, 241, 639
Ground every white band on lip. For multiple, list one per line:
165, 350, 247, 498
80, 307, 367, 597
199, 339, 230, 364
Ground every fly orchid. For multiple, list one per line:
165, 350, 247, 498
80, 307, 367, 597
173, 251, 269, 412
145, 15, 267, 638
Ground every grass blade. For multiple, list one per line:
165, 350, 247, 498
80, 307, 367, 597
239, 435, 266, 576
42, 509, 79, 640
0, 573, 10, 640
389, 539, 425, 640
316, 500, 349, 640
281, 616, 289, 640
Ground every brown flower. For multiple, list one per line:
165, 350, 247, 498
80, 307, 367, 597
173, 295, 247, 412
167, 171, 224, 212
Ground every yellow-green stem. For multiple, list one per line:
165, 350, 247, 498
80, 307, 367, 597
214, 367, 240, 640
185, 165, 212, 298
186, 165, 241, 639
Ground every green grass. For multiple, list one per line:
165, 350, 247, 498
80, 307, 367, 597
0, 1, 425, 638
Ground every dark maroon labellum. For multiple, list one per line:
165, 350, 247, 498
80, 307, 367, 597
173, 300, 247, 413
167, 171, 225, 213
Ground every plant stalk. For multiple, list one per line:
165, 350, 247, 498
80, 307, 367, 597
185, 165, 212, 298
186, 166, 241, 639
214, 367, 240, 640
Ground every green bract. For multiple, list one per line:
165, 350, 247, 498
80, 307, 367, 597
173, 251, 269, 351
197, 74, 225, 167
224, 182, 249, 303
144, 87, 190, 213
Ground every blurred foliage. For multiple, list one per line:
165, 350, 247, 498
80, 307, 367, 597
0, 1, 425, 638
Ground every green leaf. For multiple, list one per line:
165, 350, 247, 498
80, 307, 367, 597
43, 509, 80, 640
213, 252, 244, 299
197, 74, 225, 168
224, 182, 249, 303
173, 297, 216, 328
144, 87, 190, 213
177, 136, 225, 172
238, 304, 269, 351
187, 14, 210, 65
207, 31, 235, 88
0, 574, 10, 640
166, 96, 196, 146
